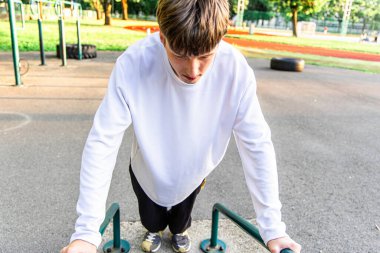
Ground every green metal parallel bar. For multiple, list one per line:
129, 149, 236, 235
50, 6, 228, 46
99, 203, 130, 253
99, 203, 119, 236
201, 203, 294, 253
7, 0, 22, 85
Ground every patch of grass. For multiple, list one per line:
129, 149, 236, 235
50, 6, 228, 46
227, 34, 380, 55
238, 46, 380, 74
0, 19, 146, 52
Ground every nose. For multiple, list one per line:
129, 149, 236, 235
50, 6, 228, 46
187, 58, 200, 77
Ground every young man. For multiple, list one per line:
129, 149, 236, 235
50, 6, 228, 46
61, 0, 302, 253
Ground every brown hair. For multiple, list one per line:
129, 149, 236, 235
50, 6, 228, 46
157, 0, 229, 56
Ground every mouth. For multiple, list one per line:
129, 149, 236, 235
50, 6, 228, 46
183, 75, 198, 82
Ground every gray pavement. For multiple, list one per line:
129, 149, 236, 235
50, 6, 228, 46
1, 51, 379, 253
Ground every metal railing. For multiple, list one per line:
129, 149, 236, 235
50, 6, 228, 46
99, 203, 130, 253
200, 203, 294, 253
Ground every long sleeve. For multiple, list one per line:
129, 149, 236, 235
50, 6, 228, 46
233, 78, 287, 244
70, 60, 132, 247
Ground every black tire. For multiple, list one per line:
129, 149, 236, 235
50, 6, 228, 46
270, 57, 305, 72
56, 44, 97, 59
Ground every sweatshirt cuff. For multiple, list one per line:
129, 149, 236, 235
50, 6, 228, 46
70, 230, 102, 248
260, 222, 288, 245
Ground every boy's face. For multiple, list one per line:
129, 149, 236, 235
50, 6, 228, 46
160, 33, 217, 84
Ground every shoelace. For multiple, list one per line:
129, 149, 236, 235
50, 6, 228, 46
174, 233, 188, 247
146, 232, 158, 243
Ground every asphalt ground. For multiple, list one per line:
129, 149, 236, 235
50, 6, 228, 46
0, 51, 379, 253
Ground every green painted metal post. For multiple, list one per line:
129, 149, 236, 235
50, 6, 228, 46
56, 0, 67, 66
58, 17, 66, 66
37, 18, 46, 65
210, 208, 220, 247
7, 0, 21, 85
76, 19, 82, 60
113, 207, 121, 248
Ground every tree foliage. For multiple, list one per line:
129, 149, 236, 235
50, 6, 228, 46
270, 0, 327, 36
351, 0, 380, 32
229, 0, 249, 17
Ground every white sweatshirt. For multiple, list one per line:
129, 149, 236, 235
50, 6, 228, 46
70, 33, 287, 247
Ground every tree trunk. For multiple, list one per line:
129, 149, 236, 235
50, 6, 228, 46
291, 8, 298, 37
361, 19, 367, 33
96, 8, 102, 20
39, 1, 43, 20
121, 0, 128, 20
103, 1, 112, 25
93, 0, 102, 20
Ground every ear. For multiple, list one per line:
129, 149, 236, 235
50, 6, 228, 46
159, 32, 166, 46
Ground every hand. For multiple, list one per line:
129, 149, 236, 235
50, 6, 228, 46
267, 236, 301, 253
60, 239, 97, 253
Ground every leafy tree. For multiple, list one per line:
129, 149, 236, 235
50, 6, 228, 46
351, 0, 380, 32
317, 0, 346, 32
229, 0, 249, 17
247, 0, 273, 12
128, 0, 156, 16
82, 0, 103, 19
270, 0, 326, 37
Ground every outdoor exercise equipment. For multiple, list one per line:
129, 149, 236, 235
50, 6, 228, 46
30, 0, 83, 66
100, 203, 131, 253
200, 203, 294, 253
7, 0, 25, 86
100, 202, 294, 253
29, 0, 81, 65
53, 0, 83, 65
6, 0, 83, 85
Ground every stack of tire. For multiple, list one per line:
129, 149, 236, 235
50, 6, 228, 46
56, 44, 97, 59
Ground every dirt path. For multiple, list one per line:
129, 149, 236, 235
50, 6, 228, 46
125, 26, 380, 62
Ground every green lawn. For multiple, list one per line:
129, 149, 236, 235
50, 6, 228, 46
0, 19, 146, 52
226, 33, 380, 55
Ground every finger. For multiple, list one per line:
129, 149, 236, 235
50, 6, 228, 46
60, 246, 67, 253
269, 245, 281, 253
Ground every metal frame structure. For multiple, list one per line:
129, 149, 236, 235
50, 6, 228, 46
200, 203, 294, 253
100, 202, 295, 252
6, 0, 83, 86
100, 203, 131, 253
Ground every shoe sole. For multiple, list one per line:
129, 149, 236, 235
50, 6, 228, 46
142, 241, 161, 253
171, 242, 191, 253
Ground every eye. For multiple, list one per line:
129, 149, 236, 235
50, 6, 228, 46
176, 55, 186, 59
199, 56, 210, 60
